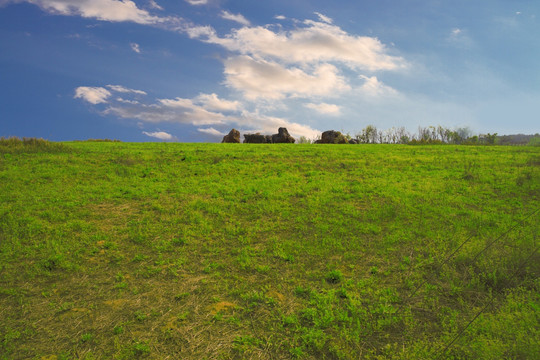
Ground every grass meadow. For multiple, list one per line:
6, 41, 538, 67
0, 139, 539, 359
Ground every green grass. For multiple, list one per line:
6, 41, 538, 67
0, 141, 538, 359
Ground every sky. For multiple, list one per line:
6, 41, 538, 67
0, 0, 538, 142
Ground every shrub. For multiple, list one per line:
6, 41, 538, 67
0, 137, 70, 153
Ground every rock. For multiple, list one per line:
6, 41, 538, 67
271, 127, 295, 143
221, 128, 241, 143
320, 130, 349, 144
348, 138, 359, 144
243, 133, 267, 143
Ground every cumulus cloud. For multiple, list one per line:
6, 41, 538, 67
196, 20, 405, 71
224, 56, 350, 100
142, 130, 174, 140
130, 42, 141, 53
75, 85, 149, 105
184, 25, 215, 39
197, 127, 225, 137
74, 84, 321, 139
195, 93, 240, 112
15, 0, 405, 113
9, 0, 168, 25
74, 86, 111, 104
76, 91, 235, 126
220, 10, 250, 26
359, 76, 398, 97
109, 97, 226, 125
304, 102, 341, 115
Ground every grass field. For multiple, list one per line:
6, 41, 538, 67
0, 140, 538, 359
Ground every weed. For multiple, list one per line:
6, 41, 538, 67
325, 269, 344, 284
232, 335, 262, 353
462, 159, 478, 180
134, 311, 147, 322
171, 236, 186, 246
80, 333, 94, 343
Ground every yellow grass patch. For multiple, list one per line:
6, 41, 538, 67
104, 299, 130, 309
209, 301, 236, 315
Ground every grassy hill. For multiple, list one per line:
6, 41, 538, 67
1, 140, 538, 359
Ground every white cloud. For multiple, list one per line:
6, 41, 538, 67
197, 127, 225, 137
275, 15, 286, 20
220, 10, 251, 27
106, 85, 147, 95
447, 28, 473, 48
74, 84, 321, 140
185, 0, 207, 5
74, 86, 111, 104
197, 20, 405, 71
184, 25, 216, 39
13, 0, 167, 25
130, 42, 141, 53
314, 12, 333, 24
195, 93, 240, 112
116, 97, 139, 104
148, 0, 162, 10
304, 102, 341, 115
224, 56, 350, 100
142, 131, 174, 140
109, 96, 226, 125
359, 76, 398, 97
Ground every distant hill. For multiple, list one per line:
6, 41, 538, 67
497, 133, 540, 145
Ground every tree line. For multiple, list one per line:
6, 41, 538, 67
298, 125, 539, 146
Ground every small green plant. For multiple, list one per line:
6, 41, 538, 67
462, 159, 477, 180
325, 269, 343, 284
174, 292, 189, 301
80, 333, 94, 343
134, 310, 147, 322
232, 335, 262, 353
171, 236, 186, 246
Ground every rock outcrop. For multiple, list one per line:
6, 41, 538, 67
318, 130, 349, 144
243, 128, 295, 143
221, 129, 241, 143
244, 133, 271, 143
271, 127, 295, 143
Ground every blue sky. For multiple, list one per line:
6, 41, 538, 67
0, 0, 538, 142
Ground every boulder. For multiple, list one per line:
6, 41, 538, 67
243, 133, 267, 143
221, 128, 241, 143
320, 130, 349, 144
348, 138, 359, 144
271, 127, 295, 143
